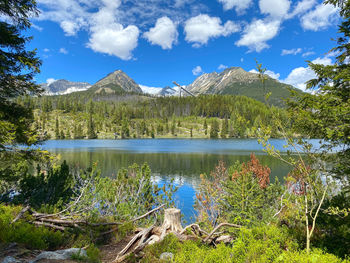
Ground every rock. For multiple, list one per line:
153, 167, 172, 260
1, 256, 20, 263
159, 252, 174, 261
30, 248, 87, 262
147, 235, 160, 245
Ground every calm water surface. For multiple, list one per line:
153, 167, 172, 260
40, 139, 296, 222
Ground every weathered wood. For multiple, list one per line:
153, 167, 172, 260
162, 208, 183, 233
180, 223, 209, 236
11, 205, 30, 224
204, 223, 241, 242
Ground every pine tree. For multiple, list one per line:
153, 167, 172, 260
221, 117, 228, 138
55, 117, 60, 139
121, 119, 130, 138
0, 0, 42, 152
210, 119, 220, 139
203, 119, 208, 135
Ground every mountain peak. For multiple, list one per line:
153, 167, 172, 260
41, 79, 91, 95
90, 70, 142, 94
186, 66, 301, 107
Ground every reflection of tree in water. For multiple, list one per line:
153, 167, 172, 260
52, 149, 291, 184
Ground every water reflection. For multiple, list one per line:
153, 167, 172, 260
42, 139, 293, 222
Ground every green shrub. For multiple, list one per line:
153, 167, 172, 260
276, 248, 349, 263
0, 204, 65, 250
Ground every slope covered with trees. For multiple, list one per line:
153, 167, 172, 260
18, 94, 291, 140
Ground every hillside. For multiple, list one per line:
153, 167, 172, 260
186, 67, 302, 107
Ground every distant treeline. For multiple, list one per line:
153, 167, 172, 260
17, 94, 291, 139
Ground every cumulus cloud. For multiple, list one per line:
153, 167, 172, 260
287, 0, 316, 18
46, 78, 57, 85
144, 17, 178, 49
218, 64, 228, 70
59, 47, 68, 54
301, 3, 339, 31
192, 66, 203, 76
217, 0, 252, 13
60, 20, 81, 36
85, 1, 140, 60
259, 0, 291, 18
235, 19, 280, 52
283, 55, 333, 91
184, 14, 239, 46
249, 69, 280, 79
281, 48, 302, 56
87, 25, 139, 60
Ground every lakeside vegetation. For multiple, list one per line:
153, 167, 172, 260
0, 0, 349, 262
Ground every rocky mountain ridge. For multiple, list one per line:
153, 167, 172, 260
40, 67, 301, 106
41, 79, 91, 95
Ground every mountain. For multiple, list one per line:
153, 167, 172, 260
42, 79, 91, 95
88, 70, 142, 94
186, 67, 301, 106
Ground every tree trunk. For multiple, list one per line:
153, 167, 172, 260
161, 208, 183, 235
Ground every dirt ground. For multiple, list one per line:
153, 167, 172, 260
0, 236, 134, 263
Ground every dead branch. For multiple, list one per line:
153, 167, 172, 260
180, 223, 209, 236
131, 204, 165, 222
11, 205, 30, 224
204, 223, 242, 242
33, 221, 66, 231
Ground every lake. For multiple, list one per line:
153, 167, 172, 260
40, 138, 294, 222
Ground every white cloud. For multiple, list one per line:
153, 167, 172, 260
59, 47, 68, 54
217, 0, 252, 13
301, 3, 339, 31
43, 48, 50, 52
218, 64, 228, 70
302, 51, 315, 57
249, 69, 280, 79
312, 56, 332, 65
46, 78, 57, 85
282, 55, 333, 91
235, 19, 281, 52
144, 16, 178, 50
287, 0, 316, 18
32, 23, 43, 31
184, 14, 239, 46
86, 2, 140, 60
87, 24, 139, 60
259, 0, 291, 18
36, 0, 143, 60
60, 20, 80, 36
192, 66, 203, 76
281, 48, 302, 56
240, 58, 244, 62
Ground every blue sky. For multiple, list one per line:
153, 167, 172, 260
28, 0, 340, 91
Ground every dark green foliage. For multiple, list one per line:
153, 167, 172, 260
210, 119, 219, 138
16, 161, 74, 209
220, 117, 228, 138
286, 0, 350, 191
0, 204, 65, 250
218, 78, 300, 107
0, 0, 42, 151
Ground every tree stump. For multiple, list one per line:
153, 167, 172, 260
160, 208, 183, 238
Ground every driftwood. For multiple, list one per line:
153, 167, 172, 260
114, 208, 242, 262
